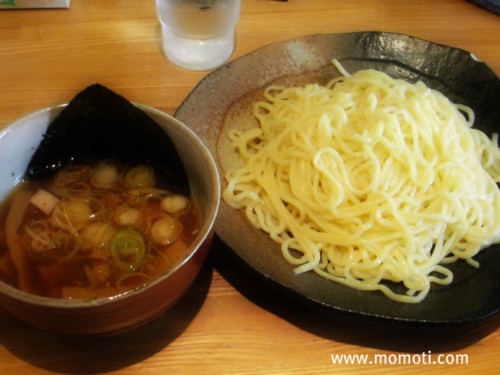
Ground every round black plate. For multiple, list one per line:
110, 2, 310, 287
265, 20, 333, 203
175, 32, 500, 325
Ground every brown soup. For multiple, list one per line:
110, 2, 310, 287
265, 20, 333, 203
0, 162, 199, 299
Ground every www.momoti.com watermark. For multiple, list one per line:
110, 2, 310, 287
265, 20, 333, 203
331, 351, 469, 366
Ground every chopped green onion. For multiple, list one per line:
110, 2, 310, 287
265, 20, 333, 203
111, 229, 146, 271
123, 165, 155, 188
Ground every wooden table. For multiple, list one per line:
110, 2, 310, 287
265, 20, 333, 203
0, 1, 498, 374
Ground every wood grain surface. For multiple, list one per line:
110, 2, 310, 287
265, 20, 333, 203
0, 1, 498, 374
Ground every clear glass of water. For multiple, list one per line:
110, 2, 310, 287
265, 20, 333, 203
156, 0, 241, 70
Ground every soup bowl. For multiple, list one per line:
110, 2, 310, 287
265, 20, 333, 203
0, 103, 220, 335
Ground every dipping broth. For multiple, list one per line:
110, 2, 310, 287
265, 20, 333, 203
0, 162, 200, 299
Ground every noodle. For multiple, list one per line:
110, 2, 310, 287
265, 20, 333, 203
223, 60, 500, 303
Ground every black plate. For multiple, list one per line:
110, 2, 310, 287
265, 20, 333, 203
175, 32, 500, 325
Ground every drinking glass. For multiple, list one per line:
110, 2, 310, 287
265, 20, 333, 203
156, 0, 241, 70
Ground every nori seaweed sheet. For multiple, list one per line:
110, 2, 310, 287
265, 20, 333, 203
25, 84, 189, 193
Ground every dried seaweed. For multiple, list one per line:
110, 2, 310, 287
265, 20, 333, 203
25, 84, 189, 192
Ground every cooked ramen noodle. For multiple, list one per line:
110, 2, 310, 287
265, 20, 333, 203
223, 60, 500, 303
0, 162, 200, 299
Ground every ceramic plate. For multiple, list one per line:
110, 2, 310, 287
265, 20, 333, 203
175, 32, 500, 324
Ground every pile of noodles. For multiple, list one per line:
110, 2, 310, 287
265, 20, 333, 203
222, 60, 500, 303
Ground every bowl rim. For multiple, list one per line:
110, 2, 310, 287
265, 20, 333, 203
0, 103, 220, 309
